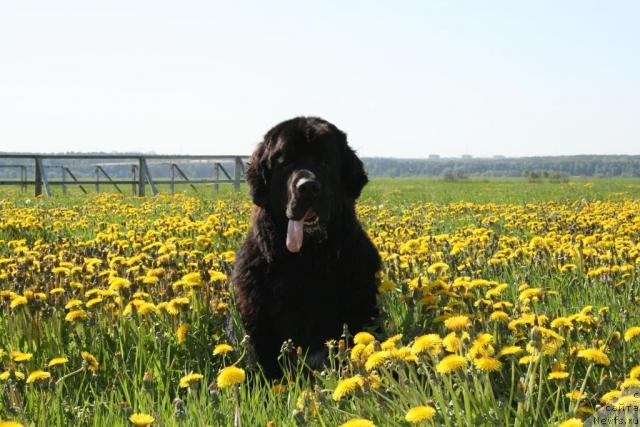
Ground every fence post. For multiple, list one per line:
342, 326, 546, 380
234, 157, 242, 191
170, 164, 175, 196
144, 159, 158, 195
138, 158, 145, 196
131, 165, 137, 195
34, 157, 51, 197
95, 167, 100, 193
62, 167, 67, 195
214, 163, 220, 194
20, 166, 26, 193
34, 157, 42, 196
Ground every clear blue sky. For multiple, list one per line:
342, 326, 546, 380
1, 1, 638, 157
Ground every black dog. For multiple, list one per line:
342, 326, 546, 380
232, 117, 381, 379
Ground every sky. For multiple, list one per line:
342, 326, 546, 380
0, 1, 638, 158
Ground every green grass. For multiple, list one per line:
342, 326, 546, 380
363, 177, 640, 204
1, 177, 639, 426
5, 176, 640, 204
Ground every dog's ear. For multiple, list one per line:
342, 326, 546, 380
342, 142, 368, 200
245, 142, 270, 207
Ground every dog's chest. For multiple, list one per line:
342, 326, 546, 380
266, 260, 344, 326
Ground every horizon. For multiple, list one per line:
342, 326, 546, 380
2, 150, 640, 161
1, 1, 639, 157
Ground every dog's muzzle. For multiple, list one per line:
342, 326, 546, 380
286, 171, 322, 253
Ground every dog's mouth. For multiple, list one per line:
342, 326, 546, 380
302, 209, 319, 225
286, 208, 320, 253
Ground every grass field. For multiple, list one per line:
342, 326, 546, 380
1, 177, 640, 426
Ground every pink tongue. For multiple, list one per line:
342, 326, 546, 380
286, 219, 304, 253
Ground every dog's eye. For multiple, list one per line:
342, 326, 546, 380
275, 156, 293, 169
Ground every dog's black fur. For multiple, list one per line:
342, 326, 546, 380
232, 117, 381, 379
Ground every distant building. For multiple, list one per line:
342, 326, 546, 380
461, 154, 473, 159
428, 154, 440, 159
493, 155, 505, 159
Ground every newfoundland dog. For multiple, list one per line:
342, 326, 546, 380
232, 117, 381, 379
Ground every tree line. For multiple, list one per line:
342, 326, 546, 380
1, 153, 639, 178
363, 155, 640, 177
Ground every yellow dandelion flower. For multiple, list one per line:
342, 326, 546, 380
518, 355, 538, 365
614, 395, 640, 410
162, 301, 180, 316
474, 357, 502, 372
630, 365, 640, 380
519, 287, 543, 302
26, 370, 51, 384
81, 351, 99, 372
548, 371, 569, 380
427, 262, 449, 275
600, 390, 621, 404
436, 354, 467, 374
351, 344, 369, 362
213, 344, 234, 355
216, 366, 245, 388
379, 280, 395, 292
577, 348, 610, 366
381, 334, 403, 350
559, 264, 577, 273
0, 421, 25, 427
497, 346, 523, 358
65, 310, 87, 322
411, 334, 442, 355
405, 405, 436, 422
332, 375, 365, 401
179, 372, 204, 388
473, 333, 494, 347
557, 418, 583, 427
142, 276, 159, 285
2, 370, 25, 381
389, 347, 413, 362
339, 419, 374, 427
181, 272, 202, 286
490, 311, 509, 322
129, 413, 155, 427
86, 297, 102, 308
577, 406, 593, 416
10, 351, 32, 362
108, 276, 131, 290
621, 378, 640, 390
10, 296, 28, 309
176, 323, 188, 344
566, 390, 586, 400
444, 315, 471, 331
353, 332, 375, 345
365, 351, 391, 371
624, 326, 640, 342
65, 299, 83, 309
443, 332, 461, 353
550, 317, 573, 329
136, 302, 159, 315
48, 357, 68, 367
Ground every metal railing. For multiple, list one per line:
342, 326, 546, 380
0, 154, 249, 197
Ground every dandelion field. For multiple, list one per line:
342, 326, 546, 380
1, 178, 640, 427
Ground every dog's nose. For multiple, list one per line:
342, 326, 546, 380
296, 178, 321, 198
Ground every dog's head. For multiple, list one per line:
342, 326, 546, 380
246, 117, 368, 253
